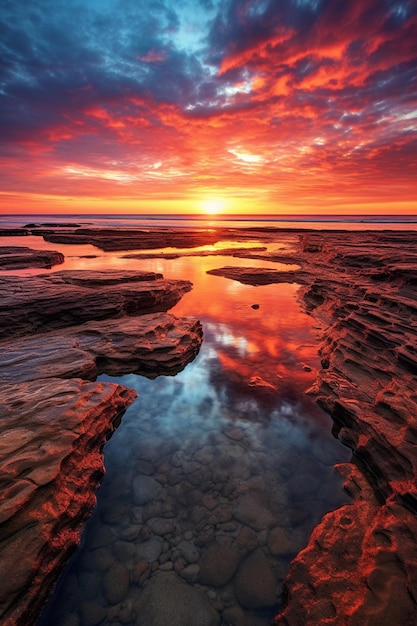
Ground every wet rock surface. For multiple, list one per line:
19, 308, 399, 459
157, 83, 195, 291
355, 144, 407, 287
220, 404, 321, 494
3, 227, 417, 625
0, 266, 203, 625
0, 378, 136, 626
207, 266, 305, 285
36, 227, 225, 251
0, 246, 64, 270
0, 270, 192, 340
205, 229, 417, 624
0, 313, 203, 382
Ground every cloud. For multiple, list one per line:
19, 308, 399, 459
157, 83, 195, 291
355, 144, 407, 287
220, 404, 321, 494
0, 0, 416, 211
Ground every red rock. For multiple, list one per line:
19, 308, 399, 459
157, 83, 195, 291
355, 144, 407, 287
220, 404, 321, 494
206, 230, 417, 623
206, 265, 305, 285
270, 230, 417, 625
37, 227, 223, 251
0, 313, 203, 382
0, 266, 203, 626
0, 378, 136, 626
0, 246, 64, 270
0, 270, 193, 339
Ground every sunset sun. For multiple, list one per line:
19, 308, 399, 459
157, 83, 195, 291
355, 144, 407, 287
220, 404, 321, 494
200, 198, 226, 215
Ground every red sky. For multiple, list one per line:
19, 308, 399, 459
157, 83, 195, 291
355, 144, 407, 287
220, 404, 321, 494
0, 0, 416, 215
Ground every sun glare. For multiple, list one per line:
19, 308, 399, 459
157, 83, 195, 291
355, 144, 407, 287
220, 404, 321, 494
200, 198, 226, 215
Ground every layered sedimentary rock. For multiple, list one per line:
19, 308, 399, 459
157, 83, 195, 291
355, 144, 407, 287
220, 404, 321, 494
1, 313, 204, 383
0, 229, 28, 237
0, 378, 136, 626
0, 246, 64, 270
0, 268, 203, 626
207, 265, 305, 285
35, 227, 224, 251
0, 270, 192, 339
121, 246, 268, 260
207, 230, 417, 625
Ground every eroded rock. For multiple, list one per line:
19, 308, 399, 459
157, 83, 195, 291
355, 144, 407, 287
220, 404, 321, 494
37, 227, 223, 251
0, 246, 64, 270
270, 230, 417, 624
0, 378, 136, 626
206, 230, 417, 624
0, 270, 193, 340
0, 266, 203, 626
0, 313, 203, 382
206, 265, 304, 285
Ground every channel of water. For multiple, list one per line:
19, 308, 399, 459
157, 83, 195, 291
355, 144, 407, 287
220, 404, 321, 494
18, 234, 352, 625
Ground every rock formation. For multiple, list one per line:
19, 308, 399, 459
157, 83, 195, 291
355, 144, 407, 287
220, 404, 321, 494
34, 227, 225, 251
121, 246, 268, 260
0, 270, 193, 340
207, 265, 305, 285
0, 247, 64, 270
2, 227, 417, 625
0, 378, 136, 626
1, 313, 204, 383
205, 230, 417, 625
0, 268, 203, 626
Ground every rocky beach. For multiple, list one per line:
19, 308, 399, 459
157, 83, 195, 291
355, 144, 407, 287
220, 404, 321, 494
1, 225, 417, 625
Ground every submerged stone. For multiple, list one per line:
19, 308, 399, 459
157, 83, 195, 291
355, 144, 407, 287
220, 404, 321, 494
134, 571, 220, 626
234, 549, 278, 609
199, 539, 242, 587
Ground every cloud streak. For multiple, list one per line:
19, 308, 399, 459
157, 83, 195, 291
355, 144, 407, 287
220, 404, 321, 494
0, 0, 416, 213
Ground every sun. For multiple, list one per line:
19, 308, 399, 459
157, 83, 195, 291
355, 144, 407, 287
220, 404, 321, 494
200, 198, 226, 215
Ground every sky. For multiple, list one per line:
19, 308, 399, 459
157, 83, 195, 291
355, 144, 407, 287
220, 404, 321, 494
0, 0, 416, 215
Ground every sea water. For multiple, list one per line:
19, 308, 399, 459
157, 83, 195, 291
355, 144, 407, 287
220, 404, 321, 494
3, 220, 360, 624
1, 212, 417, 231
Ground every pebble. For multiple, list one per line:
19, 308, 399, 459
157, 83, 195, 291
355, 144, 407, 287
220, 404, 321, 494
177, 540, 200, 564
180, 564, 200, 583
198, 539, 241, 587
107, 598, 135, 624
147, 517, 176, 536
136, 537, 164, 562
91, 547, 113, 571
102, 563, 129, 605
132, 475, 162, 506
133, 572, 220, 626
233, 549, 277, 609
112, 540, 136, 563
202, 494, 218, 510
223, 428, 244, 441
232, 493, 277, 531
80, 601, 107, 626
267, 527, 293, 556
132, 560, 148, 579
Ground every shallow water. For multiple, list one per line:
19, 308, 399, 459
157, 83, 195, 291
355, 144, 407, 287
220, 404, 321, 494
26, 235, 351, 625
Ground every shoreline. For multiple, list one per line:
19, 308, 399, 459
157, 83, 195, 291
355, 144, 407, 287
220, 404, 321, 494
1, 226, 417, 624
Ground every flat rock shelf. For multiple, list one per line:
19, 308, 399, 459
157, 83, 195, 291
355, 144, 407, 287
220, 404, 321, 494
1, 226, 417, 625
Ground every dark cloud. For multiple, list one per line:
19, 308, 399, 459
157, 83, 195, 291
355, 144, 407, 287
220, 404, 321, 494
0, 0, 416, 210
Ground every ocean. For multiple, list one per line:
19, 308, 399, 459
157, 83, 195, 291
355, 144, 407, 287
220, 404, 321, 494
1, 212, 417, 230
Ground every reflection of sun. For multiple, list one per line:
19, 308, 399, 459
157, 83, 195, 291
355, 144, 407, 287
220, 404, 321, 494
200, 199, 226, 215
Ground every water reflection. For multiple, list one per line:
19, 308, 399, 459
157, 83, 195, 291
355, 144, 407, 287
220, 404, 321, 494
38, 248, 350, 626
